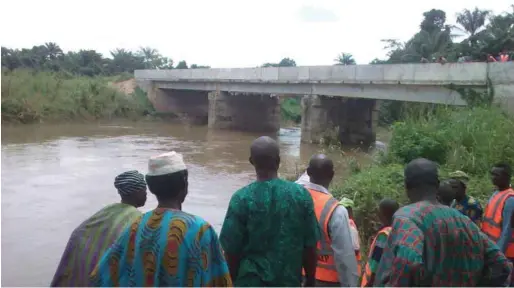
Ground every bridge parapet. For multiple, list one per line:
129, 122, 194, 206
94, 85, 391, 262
135, 62, 514, 86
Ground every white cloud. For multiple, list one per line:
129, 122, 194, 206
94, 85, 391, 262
1, 0, 512, 67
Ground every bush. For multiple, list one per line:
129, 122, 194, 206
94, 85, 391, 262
334, 106, 514, 246
1, 69, 154, 123
385, 106, 514, 174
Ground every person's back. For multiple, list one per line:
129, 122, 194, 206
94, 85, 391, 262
375, 158, 512, 287
220, 178, 319, 286
91, 209, 231, 286
51, 170, 147, 287
376, 201, 510, 286
90, 152, 232, 287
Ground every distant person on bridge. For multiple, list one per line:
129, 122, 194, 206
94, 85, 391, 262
361, 198, 399, 287
50, 170, 147, 287
298, 154, 359, 286
489, 50, 510, 62
90, 152, 232, 287
219, 136, 320, 287
374, 158, 512, 286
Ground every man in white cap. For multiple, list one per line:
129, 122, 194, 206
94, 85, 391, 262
90, 152, 232, 287
51, 170, 147, 287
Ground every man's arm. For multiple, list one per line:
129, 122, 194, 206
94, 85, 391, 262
328, 206, 359, 287
219, 193, 245, 282
481, 233, 513, 287
498, 197, 514, 253
374, 216, 424, 287
301, 187, 321, 287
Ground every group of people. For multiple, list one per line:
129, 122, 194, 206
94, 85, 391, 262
420, 50, 511, 64
50, 135, 514, 287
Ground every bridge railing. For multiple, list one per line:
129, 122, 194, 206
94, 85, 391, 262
135, 62, 514, 86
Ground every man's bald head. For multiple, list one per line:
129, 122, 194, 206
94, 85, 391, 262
404, 158, 440, 202
307, 154, 334, 188
249, 136, 280, 171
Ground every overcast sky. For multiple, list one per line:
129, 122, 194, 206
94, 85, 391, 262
1, 0, 512, 67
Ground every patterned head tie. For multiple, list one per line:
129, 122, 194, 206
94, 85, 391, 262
449, 170, 470, 185
114, 170, 146, 196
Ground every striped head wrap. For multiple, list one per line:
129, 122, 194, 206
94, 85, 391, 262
114, 170, 146, 196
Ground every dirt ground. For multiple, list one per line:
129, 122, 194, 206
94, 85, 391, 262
109, 78, 136, 94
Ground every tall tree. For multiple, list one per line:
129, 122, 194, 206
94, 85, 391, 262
456, 8, 491, 37
278, 58, 296, 67
176, 60, 188, 69
334, 53, 356, 65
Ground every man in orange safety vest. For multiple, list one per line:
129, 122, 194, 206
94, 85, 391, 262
298, 154, 359, 286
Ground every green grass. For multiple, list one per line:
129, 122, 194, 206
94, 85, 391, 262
1, 69, 154, 123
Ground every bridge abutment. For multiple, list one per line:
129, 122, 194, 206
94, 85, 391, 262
148, 86, 209, 124
301, 95, 377, 147
208, 91, 280, 133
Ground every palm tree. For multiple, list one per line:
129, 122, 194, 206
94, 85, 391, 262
44, 42, 63, 60
334, 53, 356, 65
455, 8, 491, 39
138, 47, 160, 69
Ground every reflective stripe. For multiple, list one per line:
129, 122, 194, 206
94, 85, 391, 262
318, 197, 338, 253
317, 262, 336, 270
361, 227, 391, 287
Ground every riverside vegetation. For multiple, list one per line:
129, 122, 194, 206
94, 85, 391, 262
2, 4, 513, 247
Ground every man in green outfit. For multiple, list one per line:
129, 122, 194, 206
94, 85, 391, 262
220, 136, 320, 287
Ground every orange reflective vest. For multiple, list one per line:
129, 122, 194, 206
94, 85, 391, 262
360, 226, 391, 287
482, 188, 514, 258
349, 219, 362, 276
302, 188, 340, 283
500, 54, 509, 62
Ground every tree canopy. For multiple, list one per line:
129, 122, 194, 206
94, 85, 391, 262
1, 5, 512, 77
372, 5, 513, 64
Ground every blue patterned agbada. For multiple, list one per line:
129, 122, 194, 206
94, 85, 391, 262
90, 208, 232, 287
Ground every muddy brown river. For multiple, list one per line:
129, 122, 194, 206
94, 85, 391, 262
1, 122, 371, 286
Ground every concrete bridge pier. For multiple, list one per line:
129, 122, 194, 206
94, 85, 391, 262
301, 95, 377, 147
208, 91, 281, 133
147, 86, 209, 124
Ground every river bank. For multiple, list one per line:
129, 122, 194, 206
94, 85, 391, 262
1, 69, 304, 125
1, 69, 155, 124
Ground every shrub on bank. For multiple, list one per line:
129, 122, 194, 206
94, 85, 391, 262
1, 69, 154, 123
332, 106, 514, 246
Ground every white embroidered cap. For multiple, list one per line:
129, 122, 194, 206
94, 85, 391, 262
147, 151, 187, 176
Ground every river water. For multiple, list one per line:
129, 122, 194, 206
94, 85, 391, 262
1, 122, 370, 286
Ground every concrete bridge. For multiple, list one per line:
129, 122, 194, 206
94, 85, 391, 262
135, 62, 514, 147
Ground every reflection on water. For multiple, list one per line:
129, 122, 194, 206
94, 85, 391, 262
1, 122, 370, 286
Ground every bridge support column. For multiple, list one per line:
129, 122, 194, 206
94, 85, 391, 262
339, 98, 377, 147
208, 91, 280, 133
301, 95, 377, 147
147, 86, 209, 124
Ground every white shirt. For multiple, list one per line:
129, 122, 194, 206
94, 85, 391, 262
298, 181, 359, 287
349, 224, 361, 251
